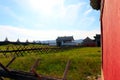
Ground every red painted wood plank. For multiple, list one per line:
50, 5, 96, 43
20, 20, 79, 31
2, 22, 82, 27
102, 0, 120, 80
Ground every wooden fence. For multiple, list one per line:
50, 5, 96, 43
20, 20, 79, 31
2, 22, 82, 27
0, 57, 70, 80
0, 46, 61, 57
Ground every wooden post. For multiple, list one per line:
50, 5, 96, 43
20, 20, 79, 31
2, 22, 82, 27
62, 60, 70, 80
0, 77, 3, 80
6, 57, 16, 68
30, 59, 40, 72
0, 63, 9, 72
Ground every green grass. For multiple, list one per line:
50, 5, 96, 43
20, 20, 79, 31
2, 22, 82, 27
0, 46, 101, 80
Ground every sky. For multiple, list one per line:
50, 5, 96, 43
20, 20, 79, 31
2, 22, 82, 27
0, 0, 100, 42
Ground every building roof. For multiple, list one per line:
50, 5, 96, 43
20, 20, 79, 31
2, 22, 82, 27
56, 36, 74, 42
82, 37, 94, 43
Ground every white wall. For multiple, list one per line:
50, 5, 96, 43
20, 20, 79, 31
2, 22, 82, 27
62, 42, 78, 46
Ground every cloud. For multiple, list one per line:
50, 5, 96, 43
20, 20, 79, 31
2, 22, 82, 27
0, 25, 100, 41
0, 0, 100, 41
0, 5, 24, 22
28, 0, 64, 16
84, 9, 92, 16
13, 0, 65, 16
13, 0, 88, 27
11, 0, 100, 31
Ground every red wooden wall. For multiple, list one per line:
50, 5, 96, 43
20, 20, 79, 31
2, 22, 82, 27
102, 0, 120, 80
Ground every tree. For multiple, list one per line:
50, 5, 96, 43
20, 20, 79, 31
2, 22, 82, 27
90, 0, 101, 10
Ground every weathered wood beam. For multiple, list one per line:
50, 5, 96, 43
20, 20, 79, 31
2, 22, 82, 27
62, 60, 70, 80
6, 57, 16, 68
0, 63, 9, 72
0, 70, 61, 80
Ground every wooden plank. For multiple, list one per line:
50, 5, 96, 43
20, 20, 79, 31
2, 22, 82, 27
30, 59, 40, 72
6, 57, 16, 68
0, 63, 9, 72
0, 77, 3, 80
62, 60, 70, 80
0, 70, 61, 80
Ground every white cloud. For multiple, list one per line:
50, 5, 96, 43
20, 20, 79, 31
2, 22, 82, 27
11, 0, 99, 31
84, 9, 92, 16
0, 0, 100, 41
28, 0, 64, 16
13, 0, 65, 16
59, 3, 85, 26
0, 5, 24, 22
13, 0, 86, 26
0, 25, 100, 41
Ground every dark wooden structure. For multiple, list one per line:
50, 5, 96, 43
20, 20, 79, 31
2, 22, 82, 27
94, 34, 101, 47
56, 36, 74, 47
81, 37, 96, 47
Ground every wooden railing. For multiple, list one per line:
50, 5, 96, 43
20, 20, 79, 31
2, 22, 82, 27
0, 46, 61, 57
0, 57, 70, 80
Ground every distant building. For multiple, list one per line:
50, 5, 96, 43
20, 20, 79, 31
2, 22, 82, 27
94, 34, 101, 47
81, 37, 96, 47
56, 36, 76, 47
26, 39, 29, 43
4, 37, 9, 42
16, 38, 20, 43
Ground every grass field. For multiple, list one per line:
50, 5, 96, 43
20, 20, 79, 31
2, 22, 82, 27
0, 45, 101, 80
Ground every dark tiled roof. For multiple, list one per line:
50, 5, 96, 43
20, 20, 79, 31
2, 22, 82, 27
56, 36, 74, 41
83, 37, 94, 42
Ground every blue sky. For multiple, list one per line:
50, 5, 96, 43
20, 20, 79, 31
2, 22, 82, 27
0, 0, 100, 41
